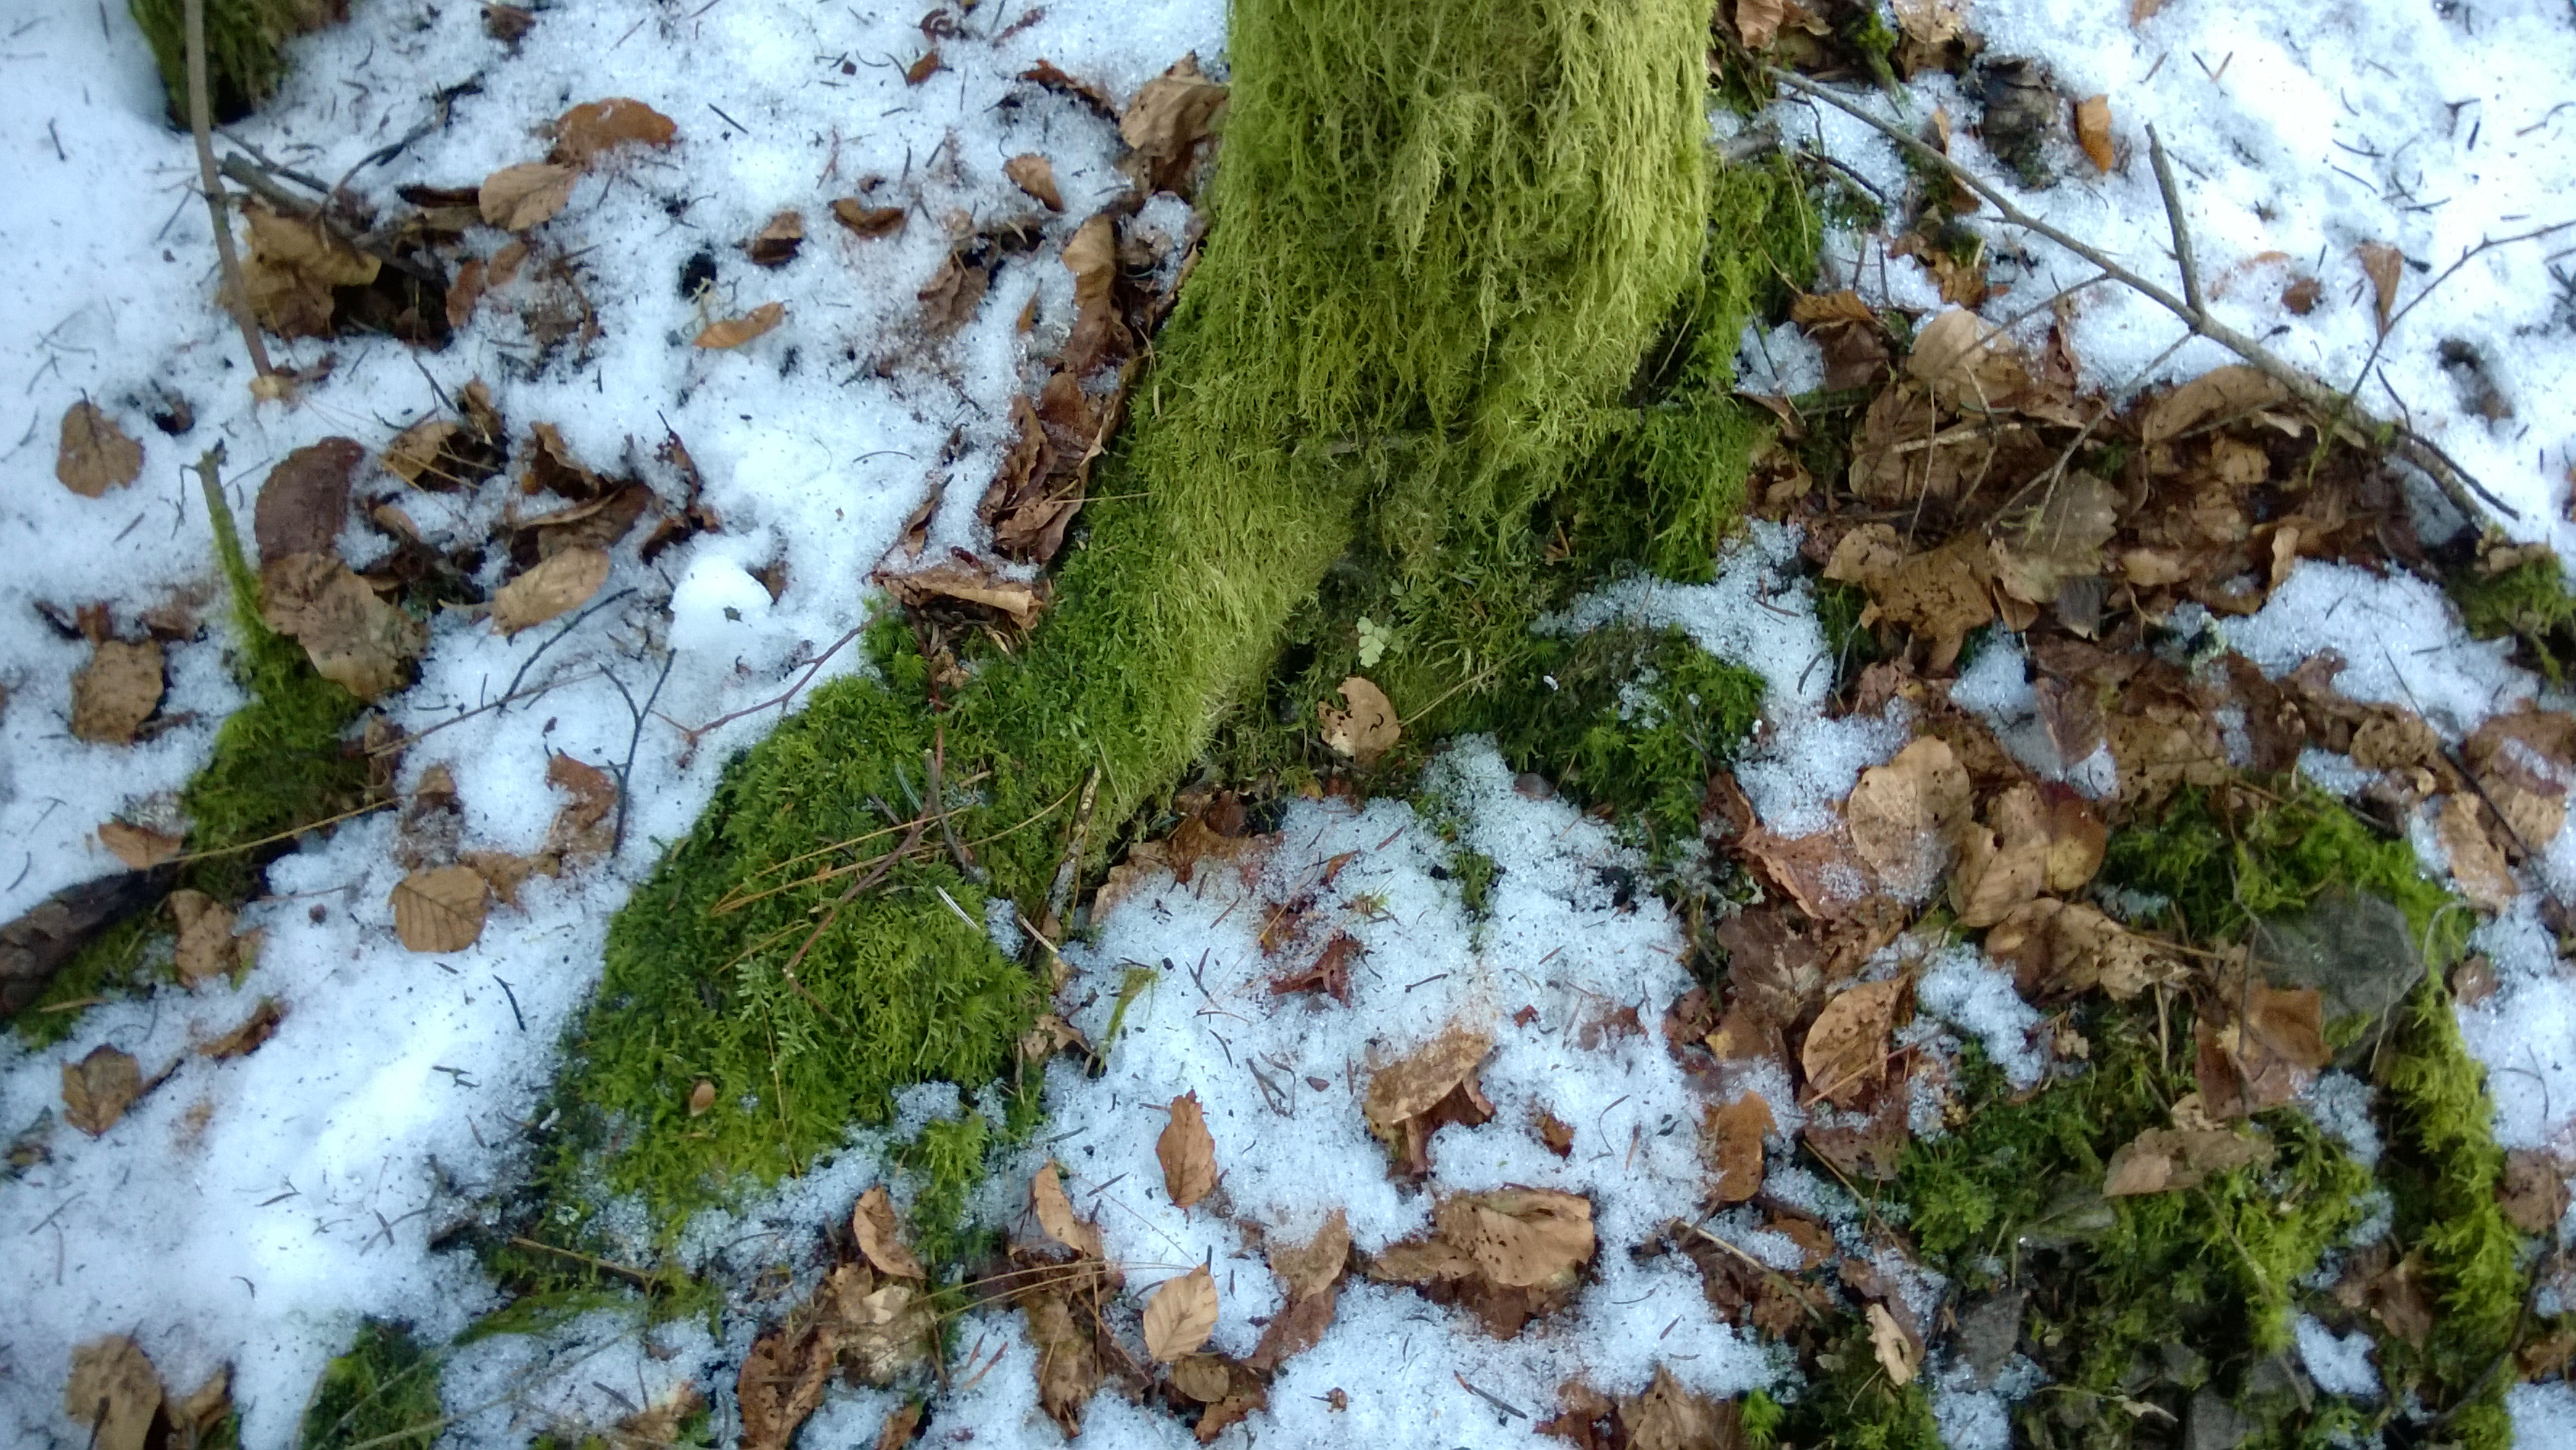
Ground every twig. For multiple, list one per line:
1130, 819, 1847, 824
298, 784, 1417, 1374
503, 1235, 660, 1288
1767, 67, 2541, 525
607, 650, 676, 856
775, 816, 925, 1014
501, 586, 637, 703
925, 731, 987, 884
672, 624, 864, 761
2144, 125, 2204, 318
1041, 766, 1101, 940
182, 0, 276, 390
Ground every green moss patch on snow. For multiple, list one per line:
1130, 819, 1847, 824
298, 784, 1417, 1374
296, 1320, 443, 1450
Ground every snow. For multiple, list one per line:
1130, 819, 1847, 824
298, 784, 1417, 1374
2295, 1312, 2382, 1401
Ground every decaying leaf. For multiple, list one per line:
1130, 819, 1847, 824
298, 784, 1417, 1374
56, 401, 144, 497
543, 752, 619, 861
62, 1044, 143, 1136
1619, 1364, 1743, 1450
917, 246, 991, 335
744, 210, 805, 268
2196, 983, 2329, 1117
239, 204, 381, 336
1005, 153, 1064, 210
1822, 525, 1995, 673
851, 1184, 927, 1279
552, 97, 678, 167
253, 436, 364, 564
2102, 1126, 2274, 1196
1950, 783, 2055, 927
2358, 241, 2404, 333
65, 1335, 162, 1450
2464, 708, 2576, 849
1986, 897, 2184, 1001
391, 864, 490, 952
1704, 1093, 1774, 1204
693, 300, 786, 349
830, 198, 908, 238
2500, 1150, 2572, 1235
1991, 471, 2118, 608
1867, 1302, 1921, 1385
98, 819, 184, 870
2440, 793, 2519, 911
1844, 737, 1971, 896
168, 889, 239, 987
202, 997, 286, 1059
877, 559, 1046, 629
1159, 1091, 1218, 1211
1737, 0, 1784, 49
1119, 54, 1226, 194
1363, 1027, 1493, 1144
1142, 1264, 1220, 1361
2140, 365, 2290, 447
70, 639, 165, 744
2073, 94, 2115, 171
490, 545, 611, 637
1801, 979, 1905, 1109
260, 553, 426, 699
1319, 676, 1400, 766
1032, 1161, 1104, 1259
1366, 1188, 1596, 1339
479, 162, 579, 231
1019, 1282, 1102, 1435
1268, 1209, 1350, 1301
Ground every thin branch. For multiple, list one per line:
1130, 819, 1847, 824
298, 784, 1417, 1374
672, 623, 864, 761
2144, 124, 2204, 317
1767, 67, 2548, 525
183, 0, 277, 389
925, 729, 987, 884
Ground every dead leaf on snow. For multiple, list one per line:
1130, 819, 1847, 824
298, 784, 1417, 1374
2440, 792, 2519, 911
1367, 1188, 1595, 1338
168, 889, 239, 987
1142, 1264, 1220, 1361
62, 1044, 143, 1135
490, 545, 611, 637
260, 552, 425, 699
2141, 365, 2290, 447
875, 1401, 922, 1449
1159, 1091, 1218, 1211
201, 997, 286, 1059
1268, 1209, 1350, 1301
552, 96, 678, 167
1844, 737, 1971, 896
1319, 676, 1399, 766
1005, 153, 1064, 210
70, 639, 164, 744
2464, 708, 2576, 850
851, 1184, 927, 1279
1031, 1161, 1104, 1259
916, 246, 991, 336
1363, 1027, 1493, 1143
2102, 1126, 2273, 1196
2073, 94, 2115, 171
744, 210, 805, 268
693, 300, 786, 349
1619, 1364, 1743, 1450
98, 819, 184, 869
830, 198, 907, 238
2500, 1150, 2572, 1235
240, 203, 381, 337
1801, 979, 1905, 1109
1245, 1287, 1337, 1375
1892, 0, 1965, 45
56, 401, 144, 497
1061, 212, 1131, 376
1120, 54, 1226, 194
391, 864, 489, 952
1822, 525, 1994, 673
1018, 1283, 1102, 1436
65, 1335, 162, 1450
479, 161, 579, 231
543, 752, 619, 861
1867, 1302, 1921, 1385
254, 437, 364, 564
2358, 241, 2404, 333
1704, 1092, 1773, 1204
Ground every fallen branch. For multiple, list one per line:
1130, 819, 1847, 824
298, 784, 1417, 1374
1769, 66, 2558, 527
183, 0, 278, 392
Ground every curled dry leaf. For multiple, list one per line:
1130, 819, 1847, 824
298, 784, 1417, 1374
1844, 737, 1971, 896
253, 437, 364, 564
831, 198, 908, 238
1801, 979, 1905, 1109
260, 553, 426, 700
1160, 1090, 1218, 1211
1704, 1092, 1774, 1204
1119, 54, 1226, 194
1892, 0, 1965, 44
202, 997, 286, 1059
2073, 94, 2115, 171
391, 864, 490, 952
240, 204, 380, 337
98, 819, 184, 870
479, 161, 579, 231
491, 545, 611, 637
1951, 783, 2054, 927
1363, 1027, 1492, 1141
852, 1184, 928, 1279
62, 1044, 143, 1136
553, 97, 678, 167
1367, 1189, 1596, 1338
694, 300, 787, 349
2140, 365, 2290, 447
70, 639, 164, 744
544, 752, 619, 861
878, 560, 1046, 629
65, 1335, 162, 1450
2102, 1126, 2273, 1196
1986, 897, 2184, 1002
1319, 676, 1399, 765
1268, 1209, 1350, 1301
1032, 1161, 1104, 1259
1736, 0, 1784, 49
1004, 153, 1064, 210
2440, 793, 2519, 911
1867, 1302, 1921, 1385
1142, 1264, 1220, 1361
56, 401, 144, 497
2358, 241, 2405, 333
745, 210, 806, 267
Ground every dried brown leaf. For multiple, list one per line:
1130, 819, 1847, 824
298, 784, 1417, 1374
553, 97, 678, 167
2501, 1151, 2572, 1235
168, 889, 238, 987
1704, 1093, 1774, 1204
70, 639, 164, 744
479, 161, 579, 231
2358, 241, 2404, 333
97, 820, 184, 870
1620, 1364, 1742, 1450
2102, 1126, 2273, 1196
1142, 1264, 1220, 1361
830, 198, 908, 238
1119, 54, 1226, 194
1737, 0, 1784, 49
1363, 1027, 1492, 1141
852, 1183, 927, 1279
1159, 1091, 1218, 1211
1319, 676, 1399, 766
1951, 784, 2054, 927
2073, 94, 2115, 171
543, 752, 619, 861
391, 864, 489, 952
490, 545, 611, 637
1844, 737, 1970, 895
744, 210, 805, 268
56, 402, 144, 497
259, 554, 424, 700
693, 300, 786, 349
1004, 153, 1064, 210
240, 204, 379, 336
2440, 792, 2519, 911
1867, 1302, 1921, 1385
1268, 1209, 1350, 1301
202, 996, 286, 1059
65, 1335, 162, 1450
878, 560, 1045, 629
1801, 979, 1904, 1109
1032, 1161, 1103, 1258
254, 437, 364, 564
62, 1044, 142, 1135
2141, 365, 2290, 446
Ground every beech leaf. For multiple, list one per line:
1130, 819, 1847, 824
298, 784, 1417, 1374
70, 639, 164, 744
97, 819, 184, 869
62, 1044, 143, 1135
391, 864, 490, 952
491, 546, 611, 637
1142, 1265, 1219, 1361
65, 1335, 162, 1450
56, 402, 144, 497
2073, 94, 2115, 172
2358, 241, 2404, 333
830, 199, 907, 238
553, 97, 678, 167
694, 301, 787, 349
1032, 1162, 1103, 1258
1801, 979, 1904, 1109
259, 553, 426, 700
852, 1184, 928, 1279
1004, 153, 1064, 210
1704, 1093, 1774, 1204
1267, 1209, 1350, 1301
1867, 1302, 1921, 1385
479, 162, 579, 231
1318, 676, 1399, 765
1159, 1090, 1218, 1211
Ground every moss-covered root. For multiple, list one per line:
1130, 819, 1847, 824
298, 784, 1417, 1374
562, 0, 1733, 1219
128, 0, 329, 124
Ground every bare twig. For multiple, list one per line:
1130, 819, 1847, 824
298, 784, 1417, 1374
2144, 125, 2204, 317
672, 623, 864, 761
1769, 67, 2547, 525
925, 730, 987, 884
1041, 766, 1102, 942
182, 0, 277, 389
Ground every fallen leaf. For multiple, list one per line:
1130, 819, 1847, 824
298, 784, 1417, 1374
877, 559, 1046, 629
1020, 59, 1119, 115
688, 1079, 717, 1116
2500, 1151, 2572, 1235
260, 553, 425, 699
1119, 54, 1226, 194
1867, 1302, 1921, 1385
169, 1364, 232, 1446
1822, 525, 1994, 673
2102, 1126, 2273, 1196
1368, 1189, 1596, 1338
852, 1184, 927, 1279
1951, 784, 2055, 927
1019, 1283, 1102, 1435
62, 1044, 142, 1135
1620, 1365, 1743, 1450
1005, 153, 1064, 210
479, 161, 579, 231
830, 198, 908, 238
1986, 898, 2184, 1001
65, 1336, 162, 1450
97, 820, 184, 869
2440, 793, 2519, 911
2464, 708, 2576, 849
543, 752, 619, 861
168, 889, 237, 987
1268, 1209, 1350, 1301
70, 639, 164, 744
239, 204, 380, 336
1991, 471, 2119, 608
744, 210, 805, 268
2140, 365, 2291, 447
904, 49, 944, 85
2195, 984, 2327, 1118
490, 545, 611, 637
202, 996, 286, 1059
1060, 212, 1129, 375
1363, 1027, 1493, 1141
2073, 94, 2115, 171
1844, 737, 1970, 895
1032, 1162, 1103, 1258
1271, 931, 1359, 1004
1704, 1093, 1774, 1204
1737, 0, 1784, 49
1801, 979, 1905, 1108
1160, 1091, 1218, 1211
553, 97, 677, 167
1891, 0, 1965, 44
254, 437, 365, 564
693, 300, 786, 349
2282, 275, 2323, 315
876, 1401, 923, 1450
1319, 676, 1399, 765
2358, 241, 2404, 333
391, 864, 489, 952
1142, 1265, 1220, 1361
56, 402, 144, 497
737, 1319, 834, 1450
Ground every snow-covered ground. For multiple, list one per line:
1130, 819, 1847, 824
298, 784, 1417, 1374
2, 0, 2574, 1443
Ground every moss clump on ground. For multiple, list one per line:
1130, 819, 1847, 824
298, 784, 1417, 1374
2452, 552, 2576, 685
1775, 1317, 1943, 1450
551, 0, 1814, 1238
127, 0, 329, 125
13, 465, 370, 1045
297, 1320, 442, 1450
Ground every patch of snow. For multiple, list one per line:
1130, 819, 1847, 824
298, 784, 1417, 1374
2294, 1313, 2381, 1401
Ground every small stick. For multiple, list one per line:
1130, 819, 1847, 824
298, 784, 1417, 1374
2144, 124, 2204, 318
925, 732, 987, 884
1041, 766, 1101, 940
182, 0, 277, 389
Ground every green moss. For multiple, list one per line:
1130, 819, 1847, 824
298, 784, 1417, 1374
297, 1320, 442, 1450
2453, 554, 2576, 685
127, 0, 317, 125
896, 1112, 996, 1270
1778, 1317, 1943, 1450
